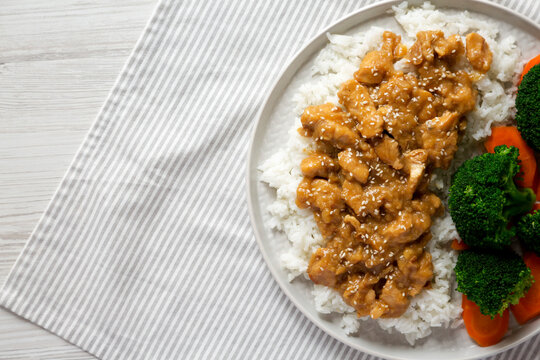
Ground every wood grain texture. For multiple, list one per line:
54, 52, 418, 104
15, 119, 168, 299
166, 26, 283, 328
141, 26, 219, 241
0, 0, 157, 358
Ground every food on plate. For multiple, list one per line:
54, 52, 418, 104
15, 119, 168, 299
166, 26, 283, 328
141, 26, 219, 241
484, 126, 537, 188
516, 211, 540, 255
462, 295, 509, 347
260, 2, 535, 344
511, 253, 540, 325
449, 52, 540, 345
454, 249, 533, 317
297, 28, 489, 319
516, 64, 540, 152
448, 145, 536, 249
450, 129, 539, 345
451, 238, 469, 251
519, 54, 540, 83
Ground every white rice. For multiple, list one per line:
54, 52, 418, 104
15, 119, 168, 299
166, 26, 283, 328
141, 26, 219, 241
259, 1, 521, 344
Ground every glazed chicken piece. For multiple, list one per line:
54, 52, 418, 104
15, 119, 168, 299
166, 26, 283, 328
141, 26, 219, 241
380, 31, 403, 57
382, 107, 420, 151
301, 103, 351, 129
380, 194, 440, 247
341, 180, 365, 216
300, 153, 338, 178
296, 178, 344, 212
374, 135, 403, 170
338, 149, 370, 183
408, 30, 444, 65
395, 233, 434, 296
433, 34, 464, 59
371, 279, 411, 318
297, 178, 345, 237
377, 71, 416, 106
413, 193, 443, 215
358, 185, 394, 218
341, 273, 380, 317
300, 103, 361, 149
400, 250, 433, 297
412, 88, 438, 122
308, 247, 343, 287
466, 32, 493, 73
402, 149, 427, 197
380, 209, 432, 245
441, 71, 476, 114
338, 80, 384, 138
354, 31, 401, 84
419, 111, 462, 168
370, 233, 433, 318
354, 52, 393, 84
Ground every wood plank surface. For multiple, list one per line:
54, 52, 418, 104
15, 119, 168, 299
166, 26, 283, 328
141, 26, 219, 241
0, 1, 158, 358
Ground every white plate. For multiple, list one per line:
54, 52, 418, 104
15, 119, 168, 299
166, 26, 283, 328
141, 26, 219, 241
246, 1, 540, 359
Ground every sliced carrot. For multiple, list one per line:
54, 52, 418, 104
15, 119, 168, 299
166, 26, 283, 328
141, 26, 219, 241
520, 54, 540, 84
452, 238, 469, 251
484, 126, 537, 188
462, 294, 509, 347
510, 253, 540, 325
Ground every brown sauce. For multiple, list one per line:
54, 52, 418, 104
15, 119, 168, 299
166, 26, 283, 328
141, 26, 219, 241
296, 31, 492, 319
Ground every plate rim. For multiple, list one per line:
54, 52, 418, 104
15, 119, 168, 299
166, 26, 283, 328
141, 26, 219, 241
246, 1, 540, 359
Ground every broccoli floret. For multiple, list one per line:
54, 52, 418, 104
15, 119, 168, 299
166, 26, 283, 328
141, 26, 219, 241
455, 249, 533, 317
449, 145, 535, 249
516, 63, 540, 151
516, 210, 540, 256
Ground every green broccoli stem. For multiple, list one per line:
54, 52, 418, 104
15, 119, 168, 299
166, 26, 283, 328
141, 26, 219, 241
504, 182, 535, 218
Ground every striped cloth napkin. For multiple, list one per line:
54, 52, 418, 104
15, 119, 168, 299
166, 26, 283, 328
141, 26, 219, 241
1, 0, 539, 359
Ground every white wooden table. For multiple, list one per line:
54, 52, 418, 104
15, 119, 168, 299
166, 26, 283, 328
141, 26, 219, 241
0, 1, 157, 358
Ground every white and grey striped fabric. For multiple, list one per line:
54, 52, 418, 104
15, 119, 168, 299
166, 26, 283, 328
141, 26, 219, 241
1, 0, 539, 359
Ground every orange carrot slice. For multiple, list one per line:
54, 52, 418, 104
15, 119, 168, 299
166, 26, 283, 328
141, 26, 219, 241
462, 294, 509, 347
510, 253, 540, 325
520, 54, 540, 84
452, 238, 469, 251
